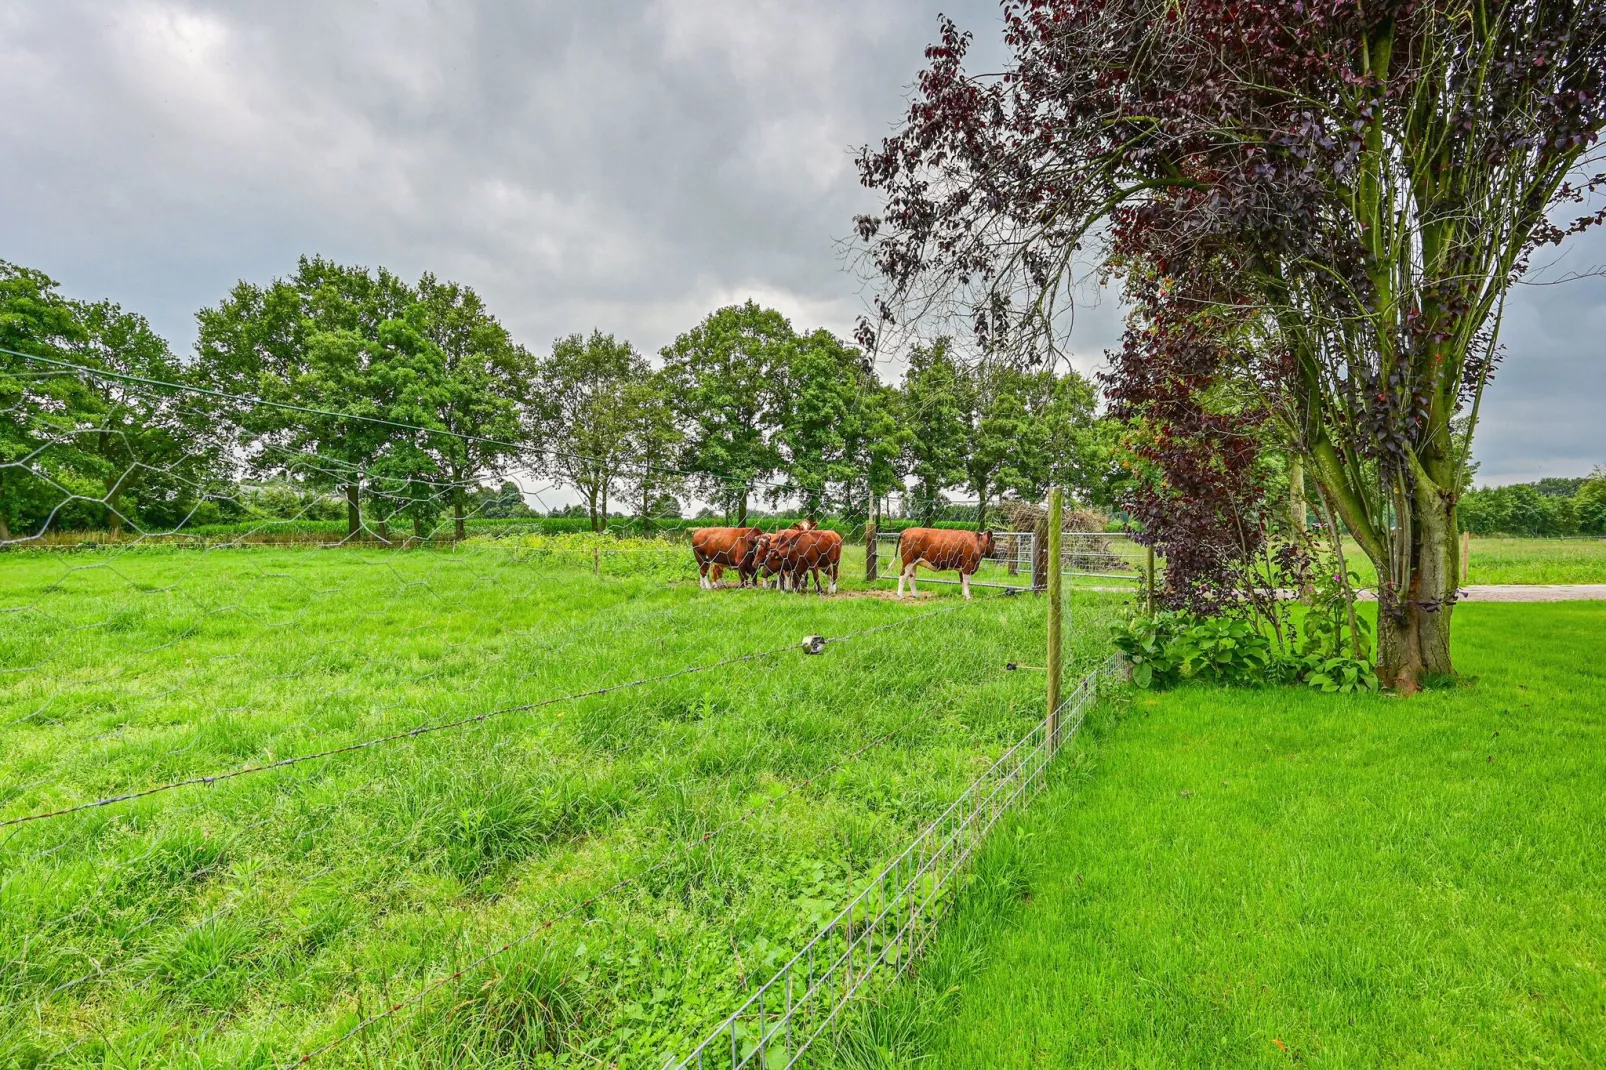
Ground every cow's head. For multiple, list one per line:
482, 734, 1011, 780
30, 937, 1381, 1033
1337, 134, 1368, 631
743, 532, 771, 567
978, 529, 996, 558
790, 519, 818, 531
757, 534, 789, 577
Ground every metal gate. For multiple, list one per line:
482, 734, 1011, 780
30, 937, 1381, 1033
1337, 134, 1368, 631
871, 528, 1155, 590
873, 529, 1038, 591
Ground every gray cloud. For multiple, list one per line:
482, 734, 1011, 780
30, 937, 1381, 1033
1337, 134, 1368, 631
1, 0, 1599, 484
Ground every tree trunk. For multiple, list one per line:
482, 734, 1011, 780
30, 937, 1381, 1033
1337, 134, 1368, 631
1289, 454, 1310, 602
601, 487, 609, 531
105, 483, 125, 536
1372, 477, 1457, 693
346, 484, 361, 539
454, 487, 466, 541
1289, 455, 1307, 535
738, 492, 748, 526
976, 483, 988, 532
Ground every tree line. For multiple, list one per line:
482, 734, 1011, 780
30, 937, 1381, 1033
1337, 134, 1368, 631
0, 257, 1115, 543
1459, 472, 1606, 537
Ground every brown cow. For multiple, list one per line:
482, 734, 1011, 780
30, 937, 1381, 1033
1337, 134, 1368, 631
753, 521, 820, 590
896, 528, 996, 600
784, 529, 842, 594
691, 527, 766, 589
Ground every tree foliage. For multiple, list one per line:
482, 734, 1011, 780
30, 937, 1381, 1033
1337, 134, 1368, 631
534, 331, 648, 531
858, 1, 1606, 689
660, 301, 792, 523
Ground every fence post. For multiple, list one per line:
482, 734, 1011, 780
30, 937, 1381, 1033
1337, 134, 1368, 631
1046, 488, 1063, 748
1461, 529, 1470, 584
1032, 513, 1050, 592
866, 520, 878, 583
1146, 545, 1156, 615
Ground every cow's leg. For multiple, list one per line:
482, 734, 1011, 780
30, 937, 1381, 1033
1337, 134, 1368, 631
828, 562, 838, 595
699, 561, 710, 590
961, 571, 972, 600
896, 562, 906, 598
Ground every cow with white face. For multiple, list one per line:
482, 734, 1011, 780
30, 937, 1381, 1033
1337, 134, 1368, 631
895, 528, 997, 599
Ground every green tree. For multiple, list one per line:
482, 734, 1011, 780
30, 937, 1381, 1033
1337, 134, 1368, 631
1042, 370, 1120, 509
0, 262, 90, 542
386, 276, 536, 539
661, 301, 792, 523
533, 331, 645, 531
963, 365, 1025, 531
1578, 468, 1606, 536
619, 369, 686, 533
195, 256, 417, 539
66, 301, 226, 534
844, 378, 908, 527
900, 339, 970, 525
776, 329, 861, 519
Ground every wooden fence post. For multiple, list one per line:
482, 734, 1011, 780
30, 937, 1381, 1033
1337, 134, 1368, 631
1046, 488, 1064, 748
1461, 530, 1470, 585
1146, 545, 1157, 615
1032, 512, 1050, 592
866, 520, 878, 583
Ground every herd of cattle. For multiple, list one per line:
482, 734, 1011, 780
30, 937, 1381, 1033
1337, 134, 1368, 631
690, 522, 998, 599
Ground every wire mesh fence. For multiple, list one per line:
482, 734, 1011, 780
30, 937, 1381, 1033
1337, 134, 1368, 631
0, 353, 1132, 1068
1061, 530, 1150, 583
872, 529, 1038, 591
673, 653, 1123, 1070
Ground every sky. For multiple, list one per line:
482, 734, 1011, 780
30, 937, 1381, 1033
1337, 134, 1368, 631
1, 0, 1601, 486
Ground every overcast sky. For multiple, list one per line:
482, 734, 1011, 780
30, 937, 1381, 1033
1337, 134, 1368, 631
2, 0, 1601, 485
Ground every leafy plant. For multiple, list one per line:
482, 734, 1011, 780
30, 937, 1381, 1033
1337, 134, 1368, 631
1109, 612, 1188, 689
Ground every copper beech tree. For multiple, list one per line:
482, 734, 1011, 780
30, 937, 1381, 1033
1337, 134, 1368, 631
857, 0, 1606, 691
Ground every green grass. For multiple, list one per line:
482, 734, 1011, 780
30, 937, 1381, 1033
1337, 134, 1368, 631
1338, 536, 1606, 586
847, 602, 1606, 1069
0, 539, 1121, 1068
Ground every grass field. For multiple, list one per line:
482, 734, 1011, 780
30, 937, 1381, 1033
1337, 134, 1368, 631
0, 540, 1122, 1068
1338, 536, 1606, 586
851, 602, 1606, 1068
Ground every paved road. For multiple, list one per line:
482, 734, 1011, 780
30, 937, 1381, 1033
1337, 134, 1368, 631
1388, 585, 1606, 603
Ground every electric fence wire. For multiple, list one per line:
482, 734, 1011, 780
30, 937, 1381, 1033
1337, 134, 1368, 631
0, 597, 994, 832
282, 593, 1009, 1068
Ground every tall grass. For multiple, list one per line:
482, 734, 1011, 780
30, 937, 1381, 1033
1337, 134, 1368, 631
0, 541, 1125, 1067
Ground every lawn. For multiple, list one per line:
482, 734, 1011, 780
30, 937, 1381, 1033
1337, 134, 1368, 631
1339, 535, 1606, 586
0, 540, 1121, 1068
856, 602, 1606, 1069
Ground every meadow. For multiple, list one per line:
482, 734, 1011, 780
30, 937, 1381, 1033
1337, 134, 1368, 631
0, 539, 1123, 1068
1341, 535, 1606, 586
850, 602, 1606, 1068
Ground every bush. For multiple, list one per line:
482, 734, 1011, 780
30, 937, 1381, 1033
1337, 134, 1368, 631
1112, 612, 1273, 688
1113, 605, 1378, 694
